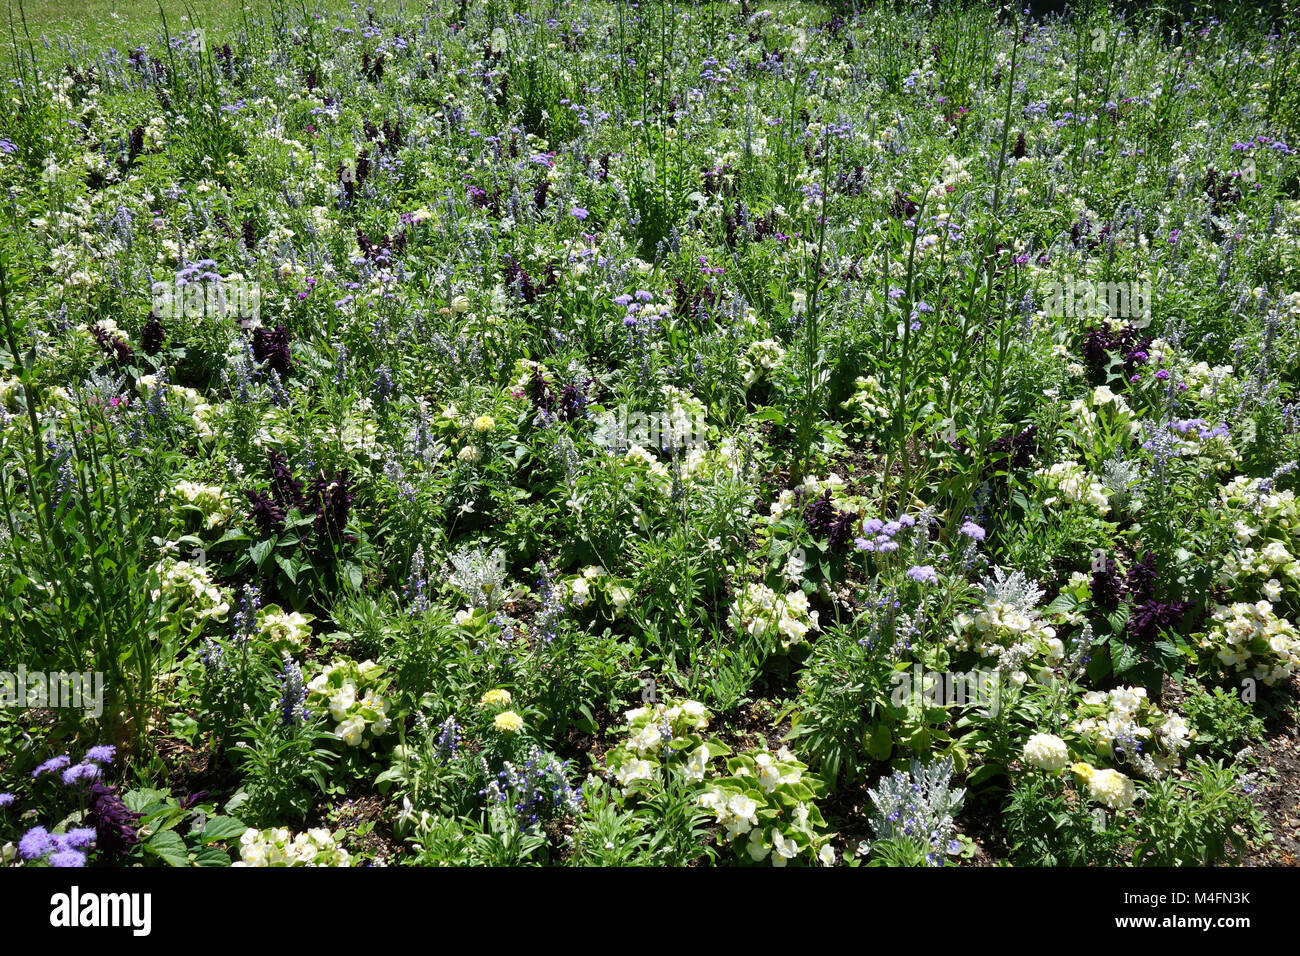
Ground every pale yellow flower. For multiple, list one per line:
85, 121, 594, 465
494, 710, 524, 733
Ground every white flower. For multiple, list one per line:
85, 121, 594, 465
771, 830, 799, 866
727, 792, 758, 824
1088, 768, 1136, 809
683, 744, 710, 782
328, 684, 356, 721
335, 716, 366, 746
569, 576, 591, 606
754, 753, 782, 792
697, 790, 727, 820
818, 843, 836, 867
614, 758, 654, 787
1023, 733, 1069, 772
627, 725, 662, 755
1109, 685, 1146, 715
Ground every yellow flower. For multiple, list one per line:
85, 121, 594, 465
494, 710, 524, 733
479, 688, 512, 708
473, 415, 496, 432
1070, 761, 1096, 782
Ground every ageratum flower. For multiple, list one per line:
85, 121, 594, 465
907, 564, 939, 584
18, 827, 54, 860
61, 762, 101, 786
33, 755, 71, 778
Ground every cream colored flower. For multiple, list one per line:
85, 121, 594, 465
480, 688, 513, 708
1023, 733, 1069, 772
493, 710, 524, 733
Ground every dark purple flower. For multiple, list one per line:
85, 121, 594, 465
267, 450, 304, 511
557, 379, 591, 423
91, 325, 135, 364
501, 256, 537, 304
522, 361, 553, 416
828, 509, 855, 552
85, 783, 140, 858
307, 469, 355, 542
178, 791, 209, 810
252, 324, 293, 377
1081, 324, 1152, 385
1125, 551, 1159, 604
803, 489, 837, 536
141, 313, 165, 355
1090, 556, 1123, 611
245, 489, 287, 537
1127, 599, 1192, 643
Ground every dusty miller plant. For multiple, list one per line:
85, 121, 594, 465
861, 756, 966, 866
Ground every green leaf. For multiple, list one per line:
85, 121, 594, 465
123, 788, 167, 813
966, 763, 1004, 787
1110, 636, 1140, 674
200, 816, 247, 845
866, 722, 893, 761
275, 554, 299, 584
193, 846, 232, 867
249, 539, 273, 569
145, 830, 191, 867
748, 406, 786, 426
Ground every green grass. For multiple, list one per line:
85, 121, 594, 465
3, 0, 404, 62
